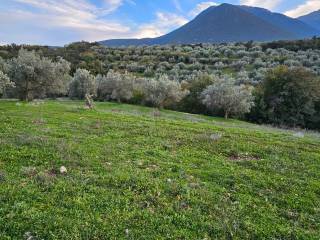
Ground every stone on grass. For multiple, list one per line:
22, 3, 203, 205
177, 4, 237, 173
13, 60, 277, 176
60, 166, 67, 174
293, 132, 304, 138
210, 133, 223, 141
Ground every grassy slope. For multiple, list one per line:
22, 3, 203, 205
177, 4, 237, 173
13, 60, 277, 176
0, 100, 319, 239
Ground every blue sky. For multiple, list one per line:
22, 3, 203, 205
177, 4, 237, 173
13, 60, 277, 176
0, 0, 319, 46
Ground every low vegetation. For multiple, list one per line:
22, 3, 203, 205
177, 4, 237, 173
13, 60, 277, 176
0, 100, 319, 239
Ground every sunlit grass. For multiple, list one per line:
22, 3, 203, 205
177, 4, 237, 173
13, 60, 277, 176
0, 100, 319, 239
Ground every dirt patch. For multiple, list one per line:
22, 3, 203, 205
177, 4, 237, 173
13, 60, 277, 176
32, 118, 46, 125
91, 120, 102, 129
228, 153, 261, 162
111, 109, 122, 113
198, 133, 223, 142
46, 168, 60, 177
20, 167, 38, 177
152, 110, 161, 117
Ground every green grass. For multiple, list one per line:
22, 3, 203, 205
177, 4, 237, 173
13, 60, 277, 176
0, 100, 320, 239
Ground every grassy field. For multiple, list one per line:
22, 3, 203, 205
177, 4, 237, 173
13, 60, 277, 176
0, 100, 320, 239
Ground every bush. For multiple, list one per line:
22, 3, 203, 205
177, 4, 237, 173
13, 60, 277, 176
178, 73, 215, 114
251, 66, 320, 128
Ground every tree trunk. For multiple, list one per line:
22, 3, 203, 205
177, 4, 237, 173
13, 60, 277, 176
224, 111, 229, 120
25, 80, 29, 102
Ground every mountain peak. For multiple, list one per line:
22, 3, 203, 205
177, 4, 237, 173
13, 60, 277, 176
298, 9, 320, 31
219, 3, 235, 7
100, 4, 320, 47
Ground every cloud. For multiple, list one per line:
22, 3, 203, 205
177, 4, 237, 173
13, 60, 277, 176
1, 0, 132, 44
173, 0, 182, 12
240, 0, 283, 10
135, 12, 188, 38
284, 0, 320, 17
15, 0, 123, 17
189, 1, 218, 17
102, 0, 126, 14
0, 0, 188, 44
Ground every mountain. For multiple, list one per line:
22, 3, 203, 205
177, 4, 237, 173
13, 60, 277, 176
298, 10, 320, 31
240, 6, 318, 38
100, 3, 320, 46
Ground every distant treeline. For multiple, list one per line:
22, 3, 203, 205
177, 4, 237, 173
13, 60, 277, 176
1, 38, 320, 130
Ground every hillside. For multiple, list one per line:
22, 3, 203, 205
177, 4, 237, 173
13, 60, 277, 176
100, 4, 319, 46
240, 6, 318, 38
298, 10, 320, 31
0, 100, 319, 239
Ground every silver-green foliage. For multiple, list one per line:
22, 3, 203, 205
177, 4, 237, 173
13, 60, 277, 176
0, 70, 13, 94
143, 75, 189, 108
69, 69, 96, 99
96, 71, 135, 102
201, 76, 254, 119
8, 49, 71, 101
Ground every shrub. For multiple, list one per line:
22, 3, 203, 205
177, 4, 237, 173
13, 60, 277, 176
179, 73, 215, 113
252, 66, 320, 128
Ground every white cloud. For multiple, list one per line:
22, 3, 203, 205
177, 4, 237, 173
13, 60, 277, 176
102, 0, 125, 14
284, 0, 320, 17
1, 0, 187, 44
15, 0, 124, 18
173, 0, 182, 12
4, 0, 131, 44
189, 1, 218, 17
240, 0, 283, 10
135, 12, 188, 38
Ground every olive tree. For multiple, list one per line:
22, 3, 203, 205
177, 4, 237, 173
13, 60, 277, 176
143, 75, 189, 108
8, 49, 71, 101
69, 68, 96, 99
96, 70, 135, 102
0, 71, 14, 95
46, 57, 71, 97
201, 76, 254, 119
108, 71, 135, 102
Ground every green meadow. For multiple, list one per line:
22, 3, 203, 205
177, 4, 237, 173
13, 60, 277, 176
0, 100, 319, 239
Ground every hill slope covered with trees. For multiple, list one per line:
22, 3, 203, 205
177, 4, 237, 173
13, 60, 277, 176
1, 38, 320, 129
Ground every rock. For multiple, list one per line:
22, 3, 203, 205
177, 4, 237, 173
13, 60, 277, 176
293, 132, 304, 138
60, 166, 67, 174
210, 133, 222, 141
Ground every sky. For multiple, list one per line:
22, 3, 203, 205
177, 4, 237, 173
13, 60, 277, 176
0, 0, 319, 46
